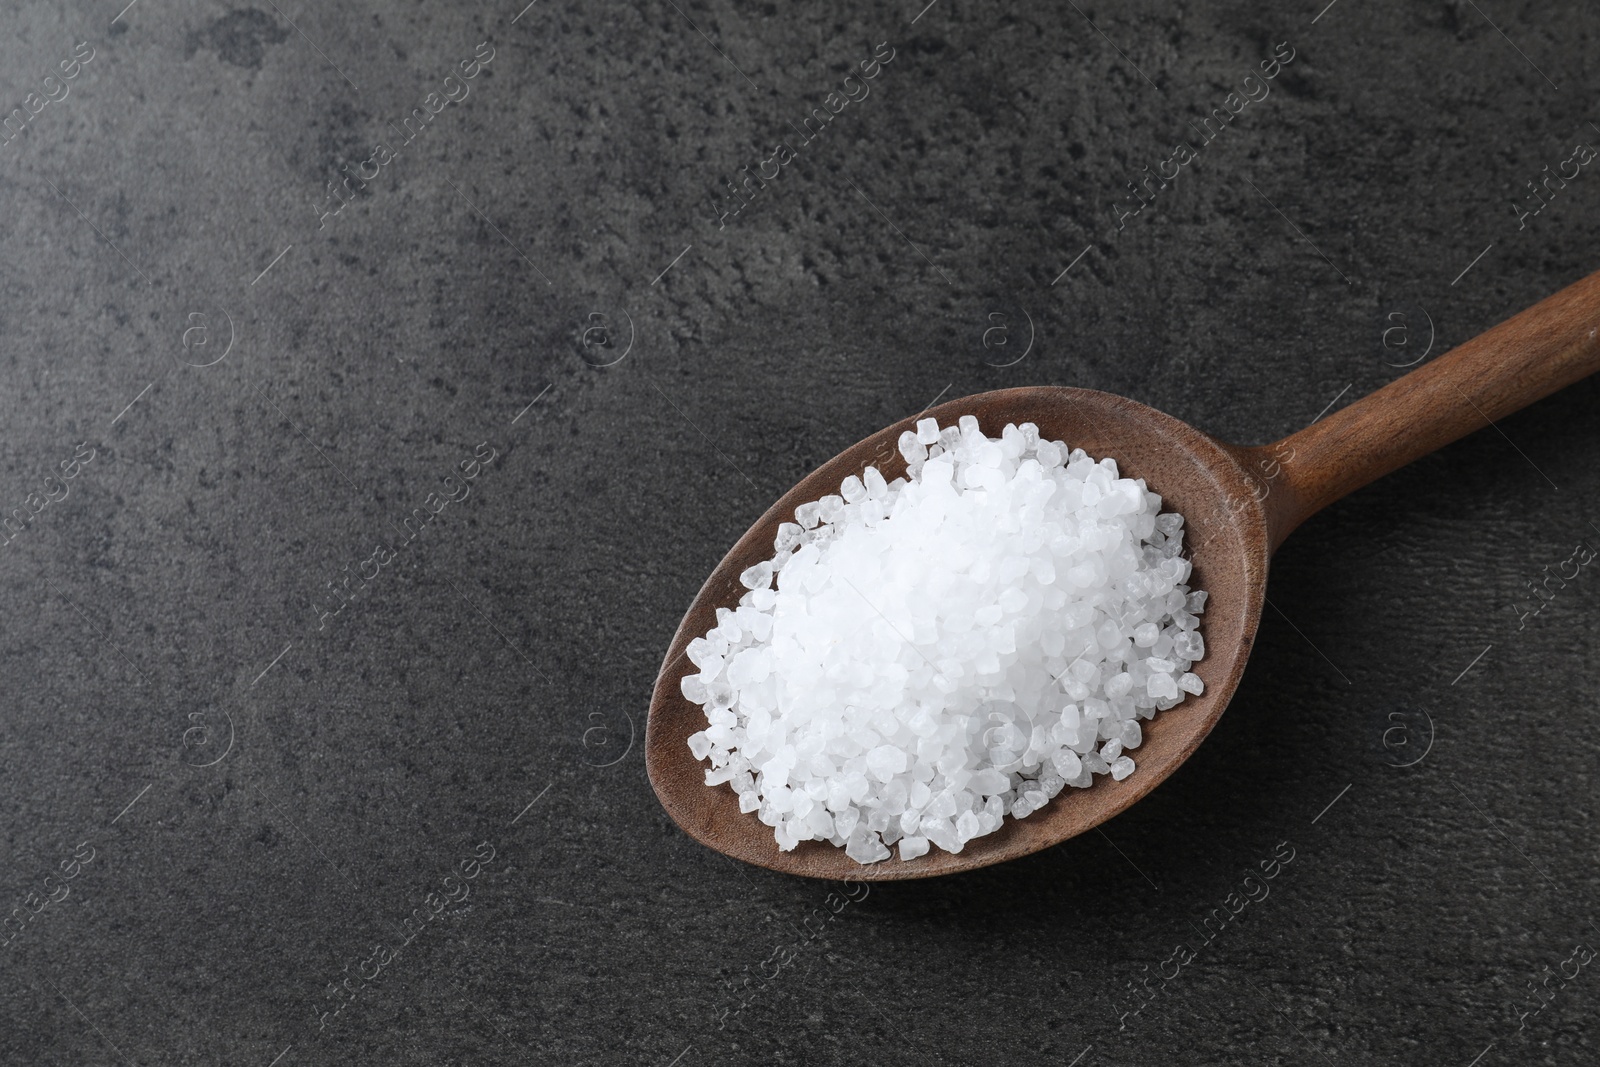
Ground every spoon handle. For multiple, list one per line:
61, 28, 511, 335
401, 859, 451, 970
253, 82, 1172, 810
1250, 269, 1600, 550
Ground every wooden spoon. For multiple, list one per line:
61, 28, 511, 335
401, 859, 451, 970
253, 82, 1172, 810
647, 270, 1600, 880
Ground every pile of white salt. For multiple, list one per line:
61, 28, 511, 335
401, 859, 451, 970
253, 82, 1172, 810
683, 416, 1205, 864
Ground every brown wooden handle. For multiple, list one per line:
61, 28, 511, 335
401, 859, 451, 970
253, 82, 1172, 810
1239, 269, 1600, 551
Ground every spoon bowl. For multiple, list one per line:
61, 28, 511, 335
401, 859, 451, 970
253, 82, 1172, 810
647, 269, 1600, 880
648, 387, 1270, 879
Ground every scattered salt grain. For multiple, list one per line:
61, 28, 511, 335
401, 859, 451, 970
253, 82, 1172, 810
683, 417, 1207, 864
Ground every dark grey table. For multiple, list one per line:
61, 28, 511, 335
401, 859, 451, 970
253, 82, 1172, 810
3, 1, 1597, 1064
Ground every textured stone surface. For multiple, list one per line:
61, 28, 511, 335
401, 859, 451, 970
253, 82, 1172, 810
1, 1, 1597, 1064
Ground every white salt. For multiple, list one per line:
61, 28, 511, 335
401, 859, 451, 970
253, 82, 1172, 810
898, 835, 930, 860
684, 417, 1207, 864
